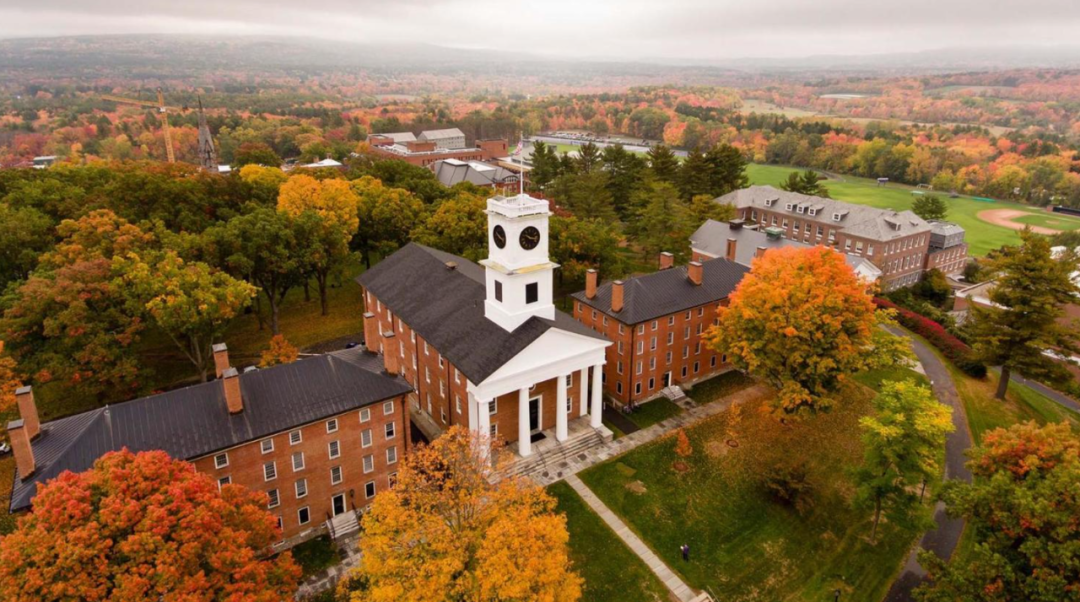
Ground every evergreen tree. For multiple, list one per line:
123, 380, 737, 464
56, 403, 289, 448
911, 194, 948, 221
705, 143, 749, 197
647, 143, 680, 184
601, 144, 647, 219
527, 141, 561, 191
634, 181, 694, 262
779, 170, 831, 198
969, 230, 1080, 399
550, 172, 618, 223
677, 147, 713, 200
574, 141, 603, 174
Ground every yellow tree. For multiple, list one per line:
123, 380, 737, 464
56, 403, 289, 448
705, 246, 910, 416
259, 334, 299, 368
277, 175, 360, 315
0, 341, 22, 414
351, 426, 582, 602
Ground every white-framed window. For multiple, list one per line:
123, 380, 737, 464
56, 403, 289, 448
388, 472, 398, 488
267, 488, 280, 508
455, 368, 461, 384
440, 408, 447, 423
649, 357, 656, 370
328, 440, 341, 459
635, 382, 642, 395
648, 377, 655, 390
667, 332, 674, 345
326, 418, 338, 433
637, 341, 643, 355
637, 324, 645, 335
383, 400, 395, 415
214, 453, 229, 469
636, 361, 643, 375
331, 466, 343, 485
489, 399, 498, 415
365, 481, 376, 499
618, 341, 623, 354
616, 382, 623, 394
650, 337, 657, 351
362, 429, 373, 448
363, 455, 375, 474
698, 307, 704, 317
651, 320, 658, 331
385, 422, 396, 439
617, 361, 623, 374
455, 394, 462, 414
264, 462, 277, 481
289, 430, 302, 445
292, 452, 305, 472
298, 506, 310, 525
295, 479, 308, 498
387, 446, 398, 464
218, 476, 231, 489
360, 408, 371, 423
261, 438, 274, 454
668, 316, 675, 326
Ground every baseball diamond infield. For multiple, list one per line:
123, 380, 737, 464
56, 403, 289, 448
977, 209, 1063, 235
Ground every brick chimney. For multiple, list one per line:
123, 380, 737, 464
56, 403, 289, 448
755, 246, 768, 259
688, 262, 703, 286
726, 238, 738, 262
611, 281, 625, 313
15, 386, 40, 441
7, 420, 34, 478
381, 331, 400, 376
222, 367, 243, 414
585, 269, 598, 300
363, 312, 379, 352
658, 252, 674, 270
212, 343, 230, 379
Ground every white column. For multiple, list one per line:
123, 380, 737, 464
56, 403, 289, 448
578, 368, 588, 417
556, 374, 569, 442
518, 387, 532, 457
475, 395, 491, 458
590, 364, 603, 428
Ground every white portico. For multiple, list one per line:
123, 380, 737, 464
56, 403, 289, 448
469, 193, 611, 457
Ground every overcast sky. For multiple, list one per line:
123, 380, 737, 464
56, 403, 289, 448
1, 0, 1079, 60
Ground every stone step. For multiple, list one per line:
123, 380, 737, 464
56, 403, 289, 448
500, 429, 605, 480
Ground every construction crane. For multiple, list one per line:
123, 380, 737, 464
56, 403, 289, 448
99, 87, 180, 163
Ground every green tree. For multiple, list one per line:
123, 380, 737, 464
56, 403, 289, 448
601, 144, 647, 219
855, 380, 953, 542
647, 144, 680, 184
778, 170, 831, 198
633, 181, 694, 263
353, 176, 427, 268
0, 204, 53, 290
548, 172, 618, 222
528, 141, 562, 192
916, 422, 1080, 602
911, 194, 948, 221
689, 194, 736, 228
119, 250, 256, 382
549, 215, 627, 284
969, 230, 1080, 399
677, 147, 713, 200
410, 192, 488, 262
704, 143, 749, 197
233, 142, 282, 168
205, 208, 306, 335
574, 142, 603, 174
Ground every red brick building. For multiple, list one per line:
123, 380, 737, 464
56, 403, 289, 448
367, 135, 508, 168
358, 193, 612, 460
570, 256, 749, 406
7, 345, 411, 548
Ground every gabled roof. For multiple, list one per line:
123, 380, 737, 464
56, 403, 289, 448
10, 348, 411, 512
419, 128, 465, 140
690, 219, 810, 267
357, 243, 605, 384
716, 186, 932, 242
571, 258, 750, 325
378, 132, 417, 143
432, 159, 517, 188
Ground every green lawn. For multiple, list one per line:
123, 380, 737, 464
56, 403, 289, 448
548, 482, 670, 602
685, 370, 756, 404
746, 164, 1040, 257
854, 366, 930, 392
579, 382, 919, 602
626, 398, 683, 429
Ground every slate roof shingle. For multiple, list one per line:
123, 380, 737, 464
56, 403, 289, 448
10, 348, 411, 512
357, 243, 606, 385
570, 258, 749, 325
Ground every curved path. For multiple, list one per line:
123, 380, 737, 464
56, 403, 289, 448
883, 328, 974, 602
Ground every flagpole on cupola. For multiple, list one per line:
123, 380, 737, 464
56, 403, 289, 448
518, 131, 524, 197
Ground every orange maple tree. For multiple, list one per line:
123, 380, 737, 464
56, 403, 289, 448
0, 341, 21, 414
352, 426, 582, 602
0, 449, 300, 601
259, 334, 299, 368
706, 246, 908, 415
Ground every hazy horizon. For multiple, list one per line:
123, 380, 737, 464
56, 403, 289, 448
2, 1, 1079, 62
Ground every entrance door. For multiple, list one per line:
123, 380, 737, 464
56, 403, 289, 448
663, 372, 672, 387
529, 397, 542, 433
331, 493, 347, 516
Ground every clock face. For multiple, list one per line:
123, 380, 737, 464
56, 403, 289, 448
520, 226, 541, 250
493, 225, 507, 249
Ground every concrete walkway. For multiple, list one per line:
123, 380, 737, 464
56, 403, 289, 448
883, 329, 974, 602
566, 474, 697, 602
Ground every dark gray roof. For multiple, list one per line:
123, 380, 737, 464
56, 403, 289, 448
357, 243, 606, 385
690, 219, 810, 267
432, 159, 518, 188
571, 258, 750, 324
10, 348, 411, 512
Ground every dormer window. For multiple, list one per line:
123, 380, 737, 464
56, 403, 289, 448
796, 205, 805, 214
832, 213, 842, 222
764, 198, 774, 207
785, 203, 794, 211
808, 208, 817, 217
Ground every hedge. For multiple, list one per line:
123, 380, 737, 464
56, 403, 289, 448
875, 298, 987, 378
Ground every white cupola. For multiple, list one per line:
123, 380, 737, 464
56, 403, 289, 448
480, 193, 558, 331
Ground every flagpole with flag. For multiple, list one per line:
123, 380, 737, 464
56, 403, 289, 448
509, 133, 524, 196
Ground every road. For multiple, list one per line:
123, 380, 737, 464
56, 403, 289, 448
883, 327, 974, 602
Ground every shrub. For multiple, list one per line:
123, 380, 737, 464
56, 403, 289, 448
874, 298, 987, 378
762, 461, 814, 514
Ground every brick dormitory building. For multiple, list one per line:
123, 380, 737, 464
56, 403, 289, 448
716, 185, 967, 290
571, 251, 749, 406
7, 344, 412, 547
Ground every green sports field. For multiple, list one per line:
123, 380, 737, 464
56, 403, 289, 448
746, 164, 1057, 257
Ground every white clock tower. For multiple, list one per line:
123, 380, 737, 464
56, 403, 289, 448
481, 193, 558, 331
